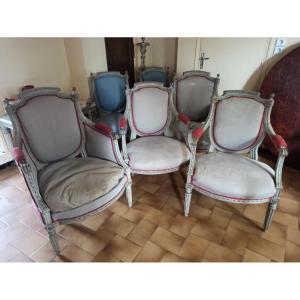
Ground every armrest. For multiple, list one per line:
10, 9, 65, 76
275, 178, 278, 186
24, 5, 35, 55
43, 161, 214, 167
269, 134, 288, 152
119, 117, 127, 130
95, 123, 113, 137
178, 113, 191, 126
12, 147, 26, 165
192, 127, 205, 140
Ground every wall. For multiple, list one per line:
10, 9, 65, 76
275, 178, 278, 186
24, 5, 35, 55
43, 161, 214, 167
0, 38, 71, 115
64, 38, 107, 101
176, 37, 300, 93
133, 38, 178, 79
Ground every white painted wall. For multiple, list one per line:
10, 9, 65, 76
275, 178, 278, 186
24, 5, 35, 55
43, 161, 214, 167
0, 38, 71, 115
176, 37, 300, 93
64, 38, 107, 101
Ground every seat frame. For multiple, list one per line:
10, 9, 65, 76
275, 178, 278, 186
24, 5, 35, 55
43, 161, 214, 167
5, 87, 132, 255
184, 90, 288, 231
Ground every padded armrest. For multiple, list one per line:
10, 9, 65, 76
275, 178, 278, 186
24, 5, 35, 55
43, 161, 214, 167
95, 123, 113, 136
119, 117, 127, 130
178, 113, 191, 125
269, 134, 288, 151
12, 147, 26, 164
192, 127, 205, 140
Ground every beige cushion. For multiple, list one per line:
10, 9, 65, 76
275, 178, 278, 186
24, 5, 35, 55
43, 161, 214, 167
192, 152, 276, 201
127, 136, 190, 173
38, 157, 124, 212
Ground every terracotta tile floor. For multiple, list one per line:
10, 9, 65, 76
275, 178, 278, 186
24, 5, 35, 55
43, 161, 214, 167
0, 153, 299, 262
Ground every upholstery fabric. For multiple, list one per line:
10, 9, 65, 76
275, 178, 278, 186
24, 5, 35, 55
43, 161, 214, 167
212, 97, 265, 152
141, 69, 167, 85
131, 87, 169, 135
17, 96, 81, 163
192, 152, 276, 200
38, 157, 125, 212
93, 75, 126, 112
127, 136, 190, 172
84, 124, 118, 164
95, 112, 123, 134
176, 76, 214, 121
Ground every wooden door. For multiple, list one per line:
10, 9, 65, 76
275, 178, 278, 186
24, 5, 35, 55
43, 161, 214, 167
105, 38, 135, 87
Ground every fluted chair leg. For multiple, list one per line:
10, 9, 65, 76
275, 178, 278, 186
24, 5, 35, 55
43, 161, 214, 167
263, 201, 277, 231
184, 186, 193, 217
46, 223, 60, 255
126, 184, 133, 208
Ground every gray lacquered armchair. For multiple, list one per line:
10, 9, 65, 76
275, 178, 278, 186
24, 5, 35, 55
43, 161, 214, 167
5, 87, 132, 254
172, 70, 220, 150
119, 82, 192, 179
184, 90, 288, 230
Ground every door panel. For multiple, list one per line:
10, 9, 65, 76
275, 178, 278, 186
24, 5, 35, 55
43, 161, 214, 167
197, 38, 270, 93
105, 38, 135, 87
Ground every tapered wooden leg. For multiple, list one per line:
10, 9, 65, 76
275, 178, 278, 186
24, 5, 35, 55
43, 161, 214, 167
126, 183, 133, 208
184, 185, 193, 217
46, 223, 60, 255
263, 202, 277, 231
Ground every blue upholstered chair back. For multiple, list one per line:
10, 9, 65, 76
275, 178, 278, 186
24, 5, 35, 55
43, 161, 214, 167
91, 73, 127, 113
140, 67, 168, 86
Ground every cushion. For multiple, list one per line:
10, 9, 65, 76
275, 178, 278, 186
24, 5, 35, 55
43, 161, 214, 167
192, 152, 276, 202
127, 136, 190, 173
95, 112, 123, 134
38, 157, 125, 213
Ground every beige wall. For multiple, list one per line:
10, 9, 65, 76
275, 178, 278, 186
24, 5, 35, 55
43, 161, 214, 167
64, 38, 107, 101
0, 38, 71, 115
177, 37, 300, 93
134, 38, 178, 79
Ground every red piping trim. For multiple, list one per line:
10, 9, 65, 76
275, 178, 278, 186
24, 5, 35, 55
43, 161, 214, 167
212, 96, 265, 152
192, 181, 273, 202
130, 86, 169, 136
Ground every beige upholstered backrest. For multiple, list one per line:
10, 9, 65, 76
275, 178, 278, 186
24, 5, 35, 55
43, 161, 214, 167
128, 83, 170, 136
6, 88, 85, 166
174, 71, 219, 121
210, 91, 269, 153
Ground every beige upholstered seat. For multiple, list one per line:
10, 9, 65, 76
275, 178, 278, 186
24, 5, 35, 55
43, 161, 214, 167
126, 136, 190, 173
192, 153, 276, 201
39, 157, 125, 212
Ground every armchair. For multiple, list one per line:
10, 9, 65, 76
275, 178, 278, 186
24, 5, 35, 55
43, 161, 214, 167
139, 67, 168, 86
87, 71, 129, 133
120, 82, 191, 182
172, 71, 220, 150
5, 87, 132, 255
184, 90, 288, 231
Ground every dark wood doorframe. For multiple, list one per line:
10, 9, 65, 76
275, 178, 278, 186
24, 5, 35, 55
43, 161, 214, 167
105, 38, 135, 87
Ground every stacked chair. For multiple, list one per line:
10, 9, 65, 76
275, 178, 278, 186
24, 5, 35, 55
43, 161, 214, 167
87, 71, 128, 133
172, 71, 220, 150
5, 70, 288, 255
139, 67, 169, 86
